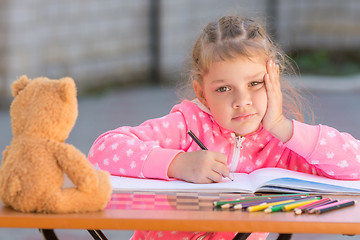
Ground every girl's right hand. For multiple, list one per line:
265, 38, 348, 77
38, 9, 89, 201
263, 59, 293, 143
167, 151, 230, 183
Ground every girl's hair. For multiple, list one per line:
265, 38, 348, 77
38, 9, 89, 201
181, 15, 311, 122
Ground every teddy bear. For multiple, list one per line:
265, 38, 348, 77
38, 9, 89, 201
0, 75, 112, 213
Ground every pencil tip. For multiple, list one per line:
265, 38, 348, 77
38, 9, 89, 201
221, 203, 231, 209
233, 204, 242, 210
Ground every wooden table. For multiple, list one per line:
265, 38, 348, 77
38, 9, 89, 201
0, 192, 359, 239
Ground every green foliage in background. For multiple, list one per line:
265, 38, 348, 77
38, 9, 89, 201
288, 50, 360, 76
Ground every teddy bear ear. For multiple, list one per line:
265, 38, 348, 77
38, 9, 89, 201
58, 77, 76, 102
12, 75, 30, 97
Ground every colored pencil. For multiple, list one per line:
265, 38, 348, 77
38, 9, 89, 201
265, 196, 321, 213
233, 196, 309, 210
307, 200, 339, 214
313, 199, 356, 214
213, 193, 310, 207
294, 198, 332, 215
263, 201, 299, 213
282, 197, 321, 212
247, 199, 295, 212
187, 130, 234, 181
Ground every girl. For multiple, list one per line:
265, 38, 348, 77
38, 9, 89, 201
88, 16, 360, 240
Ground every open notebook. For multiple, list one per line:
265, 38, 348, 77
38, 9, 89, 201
110, 168, 360, 195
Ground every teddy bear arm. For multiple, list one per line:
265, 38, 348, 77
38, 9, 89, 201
55, 143, 98, 192
1, 146, 10, 164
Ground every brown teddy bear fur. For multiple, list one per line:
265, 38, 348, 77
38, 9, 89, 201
0, 75, 112, 213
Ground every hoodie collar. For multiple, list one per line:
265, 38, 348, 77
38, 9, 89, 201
191, 98, 211, 115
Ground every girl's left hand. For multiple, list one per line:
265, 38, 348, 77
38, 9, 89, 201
262, 59, 293, 143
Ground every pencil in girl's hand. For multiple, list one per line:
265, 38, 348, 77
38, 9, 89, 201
187, 130, 208, 150
187, 130, 233, 181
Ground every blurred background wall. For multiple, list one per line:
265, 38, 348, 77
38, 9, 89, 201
0, 0, 360, 107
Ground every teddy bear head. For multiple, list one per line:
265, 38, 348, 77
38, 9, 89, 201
10, 75, 78, 142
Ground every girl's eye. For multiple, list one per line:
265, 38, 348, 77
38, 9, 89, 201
216, 86, 230, 92
249, 81, 264, 87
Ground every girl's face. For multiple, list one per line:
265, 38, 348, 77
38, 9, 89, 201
194, 56, 268, 136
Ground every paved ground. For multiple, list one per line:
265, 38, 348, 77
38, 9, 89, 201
1, 79, 360, 239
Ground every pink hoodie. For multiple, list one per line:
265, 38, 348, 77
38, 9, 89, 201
89, 99, 360, 240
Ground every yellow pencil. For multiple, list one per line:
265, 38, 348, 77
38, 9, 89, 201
282, 198, 321, 212
247, 199, 295, 212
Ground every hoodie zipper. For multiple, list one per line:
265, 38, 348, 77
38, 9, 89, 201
229, 133, 245, 172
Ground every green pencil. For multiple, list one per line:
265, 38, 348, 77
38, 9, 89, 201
213, 193, 309, 207
264, 196, 321, 213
